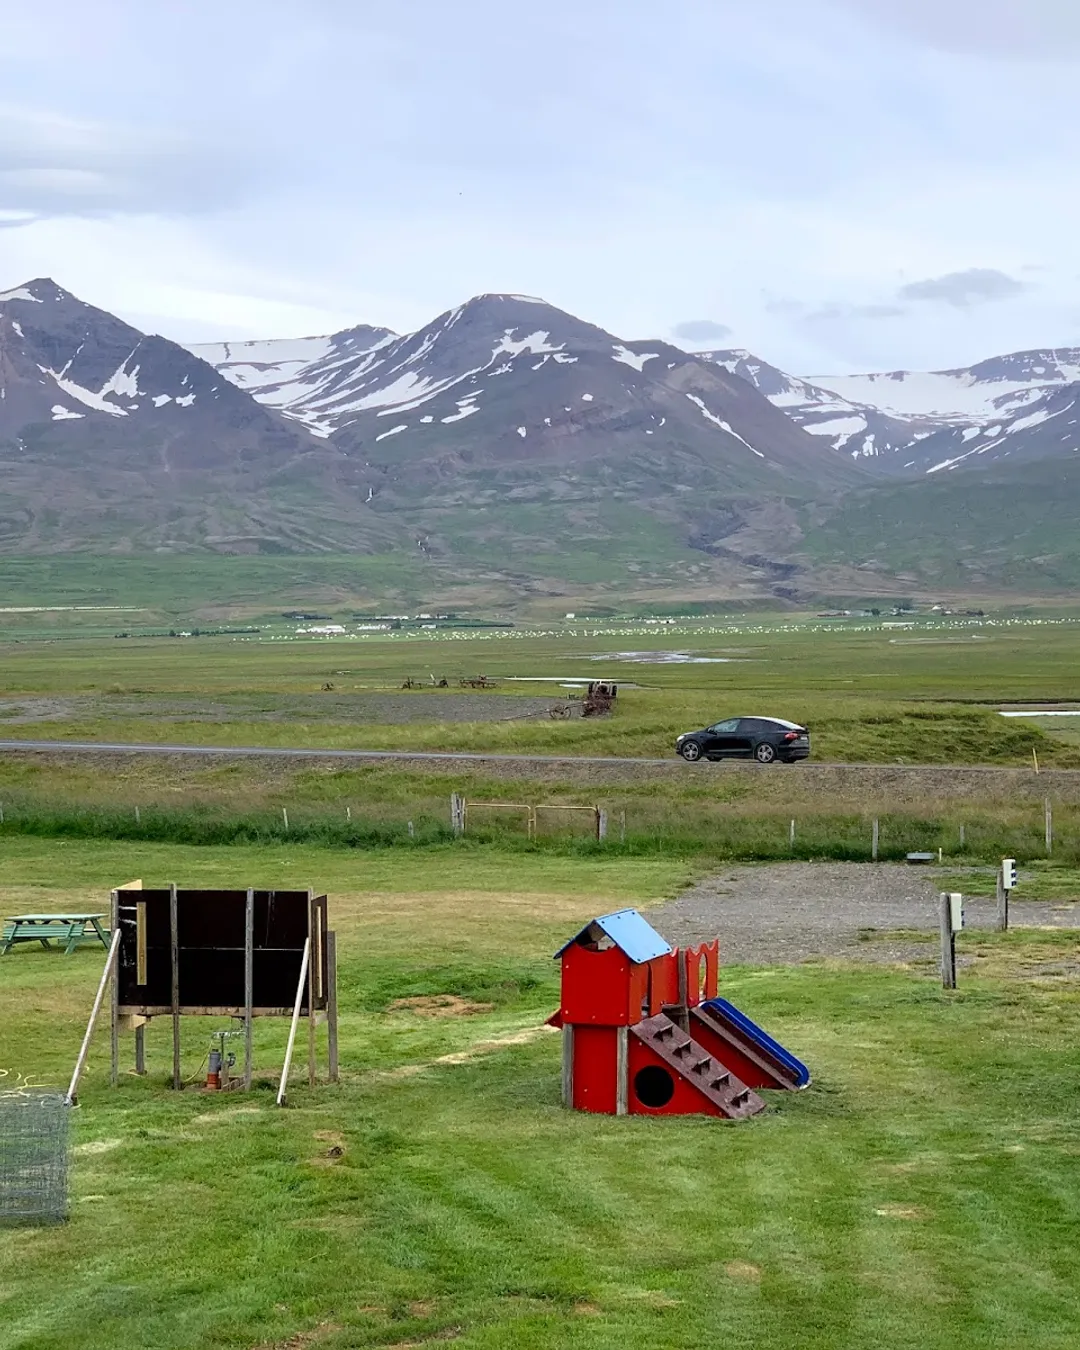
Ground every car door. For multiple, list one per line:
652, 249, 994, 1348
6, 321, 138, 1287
703, 718, 741, 757
729, 719, 758, 757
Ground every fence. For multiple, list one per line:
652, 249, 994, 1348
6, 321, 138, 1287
451, 793, 607, 841
0, 1089, 69, 1226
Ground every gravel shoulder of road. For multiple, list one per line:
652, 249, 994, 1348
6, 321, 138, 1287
644, 862, 1080, 965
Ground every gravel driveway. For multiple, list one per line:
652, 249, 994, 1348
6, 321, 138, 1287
644, 863, 1080, 965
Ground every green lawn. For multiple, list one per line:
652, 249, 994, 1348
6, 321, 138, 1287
3, 843, 1080, 1348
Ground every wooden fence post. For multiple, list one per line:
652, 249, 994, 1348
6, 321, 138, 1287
996, 865, 1008, 932
939, 892, 957, 990
1045, 798, 1053, 855
619, 810, 626, 845
597, 809, 608, 842
450, 793, 465, 836
789, 819, 796, 848
872, 818, 880, 863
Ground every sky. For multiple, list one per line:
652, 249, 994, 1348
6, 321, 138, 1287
2, 0, 1079, 374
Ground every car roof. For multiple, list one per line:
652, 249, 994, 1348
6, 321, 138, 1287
720, 716, 804, 729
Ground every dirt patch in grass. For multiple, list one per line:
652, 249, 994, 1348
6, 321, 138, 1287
253, 1320, 341, 1350
724, 1261, 763, 1282
874, 1205, 932, 1220
387, 995, 495, 1017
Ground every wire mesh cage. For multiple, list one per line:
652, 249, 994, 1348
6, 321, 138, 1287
0, 1089, 70, 1226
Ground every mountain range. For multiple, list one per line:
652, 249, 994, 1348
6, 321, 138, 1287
2, 275, 1078, 604
696, 347, 1080, 474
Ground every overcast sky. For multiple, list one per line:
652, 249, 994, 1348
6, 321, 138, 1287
2, 0, 1078, 372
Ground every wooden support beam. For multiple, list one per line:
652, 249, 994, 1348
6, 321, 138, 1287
109, 889, 119, 1088
170, 883, 181, 1090
66, 929, 122, 1105
277, 937, 311, 1107
307, 891, 317, 1089
326, 930, 339, 1084
244, 888, 254, 1089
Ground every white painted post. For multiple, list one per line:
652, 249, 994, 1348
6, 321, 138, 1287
135, 805, 141, 825
282, 807, 289, 832
939, 892, 957, 989
1045, 798, 1053, 855
597, 809, 608, 842
789, 819, 796, 848
408, 820, 415, 838
345, 805, 351, 822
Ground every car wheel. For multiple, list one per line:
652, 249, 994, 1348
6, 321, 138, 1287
754, 742, 777, 764
680, 741, 702, 762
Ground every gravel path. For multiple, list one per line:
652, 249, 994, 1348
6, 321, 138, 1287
644, 863, 1080, 965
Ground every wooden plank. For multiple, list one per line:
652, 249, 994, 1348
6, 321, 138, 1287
134, 1024, 146, 1075
66, 929, 122, 1104
561, 1025, 574, 1107
615, 1025, 628, 1116
939, 892, 956, 990
119, 1004, 295, 1017
135, 901, 147, 985
244, 888, 254, 1090
170, 882, 181, 1090
326, 930, 339, 1084
277, 938, 311, 1107
109, 890, 119, 1087
307, 891, 317, 1088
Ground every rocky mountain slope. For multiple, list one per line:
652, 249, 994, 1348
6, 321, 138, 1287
0, 282, 858, 597
702, 346, 1080, 476
191, 294, 858, 491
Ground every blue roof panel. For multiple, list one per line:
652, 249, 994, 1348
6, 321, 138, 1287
554, 908, 672, 963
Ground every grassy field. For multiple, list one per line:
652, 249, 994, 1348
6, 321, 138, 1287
4, 841, 1080, 1349
3, 616, 1080, 768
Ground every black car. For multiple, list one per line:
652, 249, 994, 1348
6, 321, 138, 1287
675, 717, 810, 764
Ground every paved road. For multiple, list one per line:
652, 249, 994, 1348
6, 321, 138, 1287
0, 737, 1075, 778
0, 738, 673, 766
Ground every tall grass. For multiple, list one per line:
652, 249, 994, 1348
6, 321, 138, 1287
0, 796, 1074, 864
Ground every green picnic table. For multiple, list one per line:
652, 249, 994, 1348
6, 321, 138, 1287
1, 913, 110, 955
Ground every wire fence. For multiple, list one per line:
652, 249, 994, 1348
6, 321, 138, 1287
0, 1078, 70, 1226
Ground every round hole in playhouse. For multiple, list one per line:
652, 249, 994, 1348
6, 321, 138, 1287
633, 1065, 675, 1109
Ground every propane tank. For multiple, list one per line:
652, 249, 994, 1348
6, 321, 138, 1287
206, 1047, 222, 1090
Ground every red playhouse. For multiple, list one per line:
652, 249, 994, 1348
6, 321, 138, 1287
550, 909, 809, 1119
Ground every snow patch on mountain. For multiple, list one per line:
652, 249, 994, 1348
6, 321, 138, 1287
0, 286, 43, 304
612, 345, 658, 371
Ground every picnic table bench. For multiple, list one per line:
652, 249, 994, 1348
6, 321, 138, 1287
1, 913, 110, 955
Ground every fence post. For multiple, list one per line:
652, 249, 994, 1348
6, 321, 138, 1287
597, 809, 608, 842
619, 809, 626, 845
872, 818, 879, 862
408, 820, 415, 839
450, 793, 465, 837
959, 823, 965, 849
939, 892, 957, 989
282, 807, 289, 832
1045, 798, 1053, 855
789, 819, 796, 848
996, 865, 1008, 932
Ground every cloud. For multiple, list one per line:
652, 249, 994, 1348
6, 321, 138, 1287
805, 302, 907, 322
825, 0, 1080, 59
0, 105, 269, 219
898, 268, 1030, 308
671, 319, 734, 341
